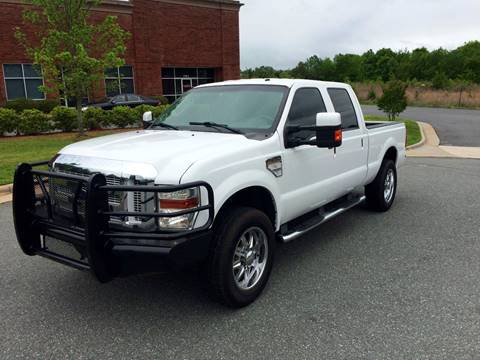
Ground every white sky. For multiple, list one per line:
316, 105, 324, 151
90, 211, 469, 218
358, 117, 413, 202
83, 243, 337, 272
239, 0, 480, 69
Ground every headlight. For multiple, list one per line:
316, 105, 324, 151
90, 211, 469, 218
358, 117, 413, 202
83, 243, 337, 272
158, 187, 200, 230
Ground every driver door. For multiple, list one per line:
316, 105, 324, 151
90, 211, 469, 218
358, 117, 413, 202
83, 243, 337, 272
278, 87, 340, 223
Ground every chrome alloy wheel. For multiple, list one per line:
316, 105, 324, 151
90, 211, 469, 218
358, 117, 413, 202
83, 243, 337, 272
232, 226, 269, 290
384, 168, 395, 203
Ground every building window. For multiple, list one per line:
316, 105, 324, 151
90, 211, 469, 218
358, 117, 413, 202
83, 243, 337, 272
3, 64, 45, 100
105, 65, 134, 97
162, 67, 215, 103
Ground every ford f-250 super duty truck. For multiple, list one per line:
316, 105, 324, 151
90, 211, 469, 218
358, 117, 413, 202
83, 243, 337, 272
13, 79, 406, 307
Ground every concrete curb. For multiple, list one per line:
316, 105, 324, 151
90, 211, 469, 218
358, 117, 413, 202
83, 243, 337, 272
0, 184, 13, 194
0, 184, 12, 204
406, 121, 426, 150
0, 184, 12, 194
0, 194, 12, 204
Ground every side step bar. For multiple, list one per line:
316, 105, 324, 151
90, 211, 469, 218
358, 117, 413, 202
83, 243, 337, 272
279, 194, 366, 243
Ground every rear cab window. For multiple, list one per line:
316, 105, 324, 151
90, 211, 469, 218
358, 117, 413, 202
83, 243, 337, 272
327, 88, 359, 131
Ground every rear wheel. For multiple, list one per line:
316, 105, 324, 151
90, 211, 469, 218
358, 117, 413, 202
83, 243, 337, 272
365, 159, 397, 212
207, 206, 275, 308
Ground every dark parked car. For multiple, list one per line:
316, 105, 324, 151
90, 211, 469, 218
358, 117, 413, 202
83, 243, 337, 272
86, 94, 159, 110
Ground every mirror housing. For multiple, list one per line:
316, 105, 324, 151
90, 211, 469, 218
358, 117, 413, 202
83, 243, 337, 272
142, 111, 153, 128
315, 112, 342, 148
285, 112, 343, 148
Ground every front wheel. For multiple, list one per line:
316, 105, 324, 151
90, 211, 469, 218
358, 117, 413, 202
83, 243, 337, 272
207, 207, 275, 308
365, 159, 397, 212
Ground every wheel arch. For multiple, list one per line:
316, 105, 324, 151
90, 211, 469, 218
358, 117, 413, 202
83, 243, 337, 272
214, 186, 278, 230
383, 146, 398, 165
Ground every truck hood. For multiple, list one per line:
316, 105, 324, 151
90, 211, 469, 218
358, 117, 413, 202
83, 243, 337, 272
57, 129, 257, 183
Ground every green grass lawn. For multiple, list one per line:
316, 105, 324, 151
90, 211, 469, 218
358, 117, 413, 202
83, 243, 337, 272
364, 115, 421, 147
0, 129, 133, 185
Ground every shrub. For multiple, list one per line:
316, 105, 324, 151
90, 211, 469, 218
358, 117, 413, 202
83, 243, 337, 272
50, 106, 77, 132
18, 109, 51, 135
377, 80, 407, 121
432, 72, 450, 90
35, 99, 60, 113
149, 95, 170, 105
83, 107, 107, 130
0, 108, 19, 134
367, 88, 376, 101
5, 98, 59, 113
110, 106, 139, 128
134, 104, 157, 120
152, 105, 170, 118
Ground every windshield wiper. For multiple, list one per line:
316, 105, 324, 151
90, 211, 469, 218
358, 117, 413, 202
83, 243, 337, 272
150, 122, 179, 130
189, 121, 244, 134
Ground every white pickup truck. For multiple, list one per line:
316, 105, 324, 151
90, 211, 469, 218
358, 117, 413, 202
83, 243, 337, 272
13, 79, 406, 307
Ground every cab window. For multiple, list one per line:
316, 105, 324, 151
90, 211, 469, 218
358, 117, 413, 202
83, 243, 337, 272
327, 88, 359, 130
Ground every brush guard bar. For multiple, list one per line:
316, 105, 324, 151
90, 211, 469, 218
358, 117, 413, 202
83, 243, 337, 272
12, 161, 214, 282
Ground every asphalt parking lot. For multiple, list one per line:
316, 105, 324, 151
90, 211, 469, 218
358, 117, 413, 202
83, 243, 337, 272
362, 105, 480, 147
1, 157, 480, 359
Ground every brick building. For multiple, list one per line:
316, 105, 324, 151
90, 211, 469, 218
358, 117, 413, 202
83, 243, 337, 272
0, 0, 242, 105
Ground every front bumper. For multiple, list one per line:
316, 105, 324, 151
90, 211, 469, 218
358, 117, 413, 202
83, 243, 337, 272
12, 162, 214, 282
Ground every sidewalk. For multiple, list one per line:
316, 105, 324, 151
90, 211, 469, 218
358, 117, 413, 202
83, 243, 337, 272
407, 122, 480, 159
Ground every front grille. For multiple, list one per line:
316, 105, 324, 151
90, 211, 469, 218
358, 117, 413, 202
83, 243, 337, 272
134, 191, 142, 213
50, 177, 86, 216
106, 175, 124, 206
50, 164, 155, 226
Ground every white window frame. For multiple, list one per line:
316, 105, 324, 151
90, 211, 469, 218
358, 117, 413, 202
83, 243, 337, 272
104, 65, 135, 97
3, 63, 46, 100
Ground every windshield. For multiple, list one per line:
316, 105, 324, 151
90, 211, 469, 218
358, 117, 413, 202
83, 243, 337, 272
151, 85, 289, 135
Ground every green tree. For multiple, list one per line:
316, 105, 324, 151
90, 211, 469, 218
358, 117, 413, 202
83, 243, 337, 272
15, 0, 130, 135
334, 53, 364, 82
432, 72, 449, 90
377, 80, 408, 121
241, 41, 480, 86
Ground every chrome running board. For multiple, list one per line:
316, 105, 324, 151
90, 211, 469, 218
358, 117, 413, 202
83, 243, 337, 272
279, 195, 366, 243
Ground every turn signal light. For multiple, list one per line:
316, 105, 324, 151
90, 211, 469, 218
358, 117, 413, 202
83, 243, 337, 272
334, 129, 342, 142
159, 197, 199, 209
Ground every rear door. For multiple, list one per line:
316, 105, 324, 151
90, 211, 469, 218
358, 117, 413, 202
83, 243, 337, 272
326, 87, 368, 191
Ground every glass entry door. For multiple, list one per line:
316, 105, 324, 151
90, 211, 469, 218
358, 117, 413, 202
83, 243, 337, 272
181, 78, 193, 94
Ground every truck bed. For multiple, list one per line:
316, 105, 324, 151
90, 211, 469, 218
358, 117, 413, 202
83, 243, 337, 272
365, 121, 401, 129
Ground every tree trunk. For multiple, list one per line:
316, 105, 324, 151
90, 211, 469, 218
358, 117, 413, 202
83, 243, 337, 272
76, 97, 85, 136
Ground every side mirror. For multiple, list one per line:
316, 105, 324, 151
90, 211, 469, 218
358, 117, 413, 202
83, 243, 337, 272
142, 111, 153, 128
315, 112, 342, 148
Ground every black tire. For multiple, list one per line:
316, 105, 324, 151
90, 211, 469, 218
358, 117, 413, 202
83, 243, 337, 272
207, 206, 275, 308
365, 159, 397, 212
